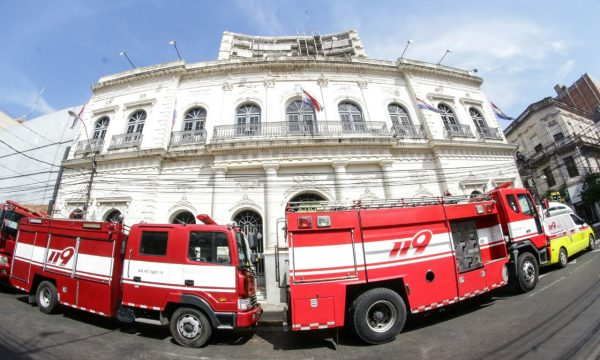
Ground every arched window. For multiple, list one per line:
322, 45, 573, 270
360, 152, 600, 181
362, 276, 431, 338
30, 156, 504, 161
69, 209, 84, 219
469, 108, 487, 130
233, 210, 264, 276
183, 107, 206, 131
172, 211, 197, 224
338, 102, 365, 132
286, 100, 316, 134
470, 190, 483, 198
127, 110, 146, 134
437, 104, 458, 128
388, 104, 412, 126
104, 210, 122, 223
235, 104, 261, 136
289, 193, 326, 202
93, 116, 110, 139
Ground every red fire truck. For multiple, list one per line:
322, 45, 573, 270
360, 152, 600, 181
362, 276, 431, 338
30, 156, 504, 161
278, 185, 547, 344
0, 201, 45, 280
9, 214, 262, 348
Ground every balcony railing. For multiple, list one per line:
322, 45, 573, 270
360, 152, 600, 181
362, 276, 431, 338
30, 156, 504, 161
75, 138, 104, 154
445, 124, 474, 138
212, 121, 390, 141
391, 124, 425, 139
170, 129, 207, 146
477, 126, 503, 140
109, 132, 143, 149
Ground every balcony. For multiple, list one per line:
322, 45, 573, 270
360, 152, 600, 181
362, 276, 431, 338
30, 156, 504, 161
75, 138, 104, 154
212, 121, 390, 142
170, 129, 207, 146
391, 124, 425, 139
477, 126, 503, 140
445, 124, 474, 138
109, 132, 143, 150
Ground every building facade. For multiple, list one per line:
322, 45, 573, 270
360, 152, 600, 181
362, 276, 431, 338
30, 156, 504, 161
505, 97, 600, 221
554, 73, 600, 121
0, 107, 80, 209
56, 31, 520, 303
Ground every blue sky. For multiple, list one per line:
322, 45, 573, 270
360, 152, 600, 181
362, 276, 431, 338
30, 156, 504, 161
1, 0, 599, 128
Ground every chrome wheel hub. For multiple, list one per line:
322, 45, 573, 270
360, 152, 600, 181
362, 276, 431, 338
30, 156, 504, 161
366, 300, 397, 333
177, 314, 201, 339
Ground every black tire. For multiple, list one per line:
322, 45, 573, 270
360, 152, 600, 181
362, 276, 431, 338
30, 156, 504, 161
350, 288, 406, 345
589, 235, 596, 251
515, 253, 539, 293
557, 247, 568, 268
36, 281, 59, 314
169, 307, 212, 348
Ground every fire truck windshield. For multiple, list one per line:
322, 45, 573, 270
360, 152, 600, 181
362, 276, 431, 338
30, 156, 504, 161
1, 209, 23, 239
236, 231, 252, 268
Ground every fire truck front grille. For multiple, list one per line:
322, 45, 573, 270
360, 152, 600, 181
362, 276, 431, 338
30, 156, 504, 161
250, 295, 258, 308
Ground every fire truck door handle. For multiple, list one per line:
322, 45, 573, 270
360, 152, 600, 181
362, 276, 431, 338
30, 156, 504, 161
133, 276, 141, 282
184, 280, 194, 286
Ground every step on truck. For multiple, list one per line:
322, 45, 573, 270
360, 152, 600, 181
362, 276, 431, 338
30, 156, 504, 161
9, 214, 262, 348
0, 201, 45, 280
276, 184, 547, 344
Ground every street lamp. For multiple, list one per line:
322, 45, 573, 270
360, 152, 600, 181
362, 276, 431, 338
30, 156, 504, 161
169, 40, 182, 61
400, 40, 414, 59
68, 110, 97, 219
436, 49, 453, 65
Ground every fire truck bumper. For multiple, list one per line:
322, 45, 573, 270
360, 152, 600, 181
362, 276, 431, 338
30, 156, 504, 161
236, 305, 263, 328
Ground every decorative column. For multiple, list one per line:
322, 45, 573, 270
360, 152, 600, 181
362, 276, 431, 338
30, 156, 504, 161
332, 160, 349, 201
380, 160, 400, 199
263, 163, 280, 249
211, 165, 228, 223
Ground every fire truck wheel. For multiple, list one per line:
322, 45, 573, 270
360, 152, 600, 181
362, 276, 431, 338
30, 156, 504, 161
170, 307, 212, 348
36, 281, 59, 314
589, 235, 596, 251
558, 248, 568, 268
351, 288, 406, 345
516, 253, 539, 293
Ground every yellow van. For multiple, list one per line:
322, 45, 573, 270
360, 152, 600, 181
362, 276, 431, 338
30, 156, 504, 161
543, 213, 596, 268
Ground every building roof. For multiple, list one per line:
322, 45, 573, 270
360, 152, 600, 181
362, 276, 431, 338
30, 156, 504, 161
504, 97, 592, 136
554, 73, 600, 117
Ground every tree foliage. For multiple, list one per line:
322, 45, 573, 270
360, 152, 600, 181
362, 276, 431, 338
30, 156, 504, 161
580, 173, 600, 204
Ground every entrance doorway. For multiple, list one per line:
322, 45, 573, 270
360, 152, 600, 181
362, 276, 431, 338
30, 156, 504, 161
234, 210, 264, 287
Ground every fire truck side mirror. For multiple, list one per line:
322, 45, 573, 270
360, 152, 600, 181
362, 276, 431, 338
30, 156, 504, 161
247, 233, 258, 251
251, 252, 258, 264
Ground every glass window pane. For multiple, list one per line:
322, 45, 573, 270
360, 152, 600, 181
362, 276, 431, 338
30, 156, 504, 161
140, 231, 168, 256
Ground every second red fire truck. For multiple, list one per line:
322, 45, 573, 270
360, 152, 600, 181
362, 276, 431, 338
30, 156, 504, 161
9, 214, 261, 348
279, 184, 547, 344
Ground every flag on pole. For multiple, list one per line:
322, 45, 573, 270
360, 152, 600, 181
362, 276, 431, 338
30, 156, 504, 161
70, 104, 85, 129
416, 98, 442, 113
491, 102, 513, 120
302, 89, 323, 112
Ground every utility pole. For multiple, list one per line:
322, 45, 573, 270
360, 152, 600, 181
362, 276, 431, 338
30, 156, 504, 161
68, 110, 97, 219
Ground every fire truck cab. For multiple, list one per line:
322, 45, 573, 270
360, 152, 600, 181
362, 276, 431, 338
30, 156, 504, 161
10, 215, 261, 348
277, 186, 543, 344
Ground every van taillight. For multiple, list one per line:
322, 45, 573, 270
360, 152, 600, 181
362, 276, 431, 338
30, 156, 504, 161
298, 216, 313, 229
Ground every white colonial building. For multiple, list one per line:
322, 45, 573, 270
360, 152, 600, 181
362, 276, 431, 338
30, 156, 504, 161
56, 30, 520, 303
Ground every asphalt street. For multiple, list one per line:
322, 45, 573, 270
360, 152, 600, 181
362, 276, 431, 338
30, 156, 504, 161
0, 246, 599, 360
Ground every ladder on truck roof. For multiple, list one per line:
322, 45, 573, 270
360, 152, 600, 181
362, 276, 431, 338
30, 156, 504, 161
287, 194, 493, 212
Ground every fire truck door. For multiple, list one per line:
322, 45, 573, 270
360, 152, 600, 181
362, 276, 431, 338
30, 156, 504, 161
11, 230, 33, 283
450, 220, 486, 298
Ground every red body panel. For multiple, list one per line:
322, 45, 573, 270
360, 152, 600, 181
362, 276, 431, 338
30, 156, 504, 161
286, 198, 510, 330
10, 218, 124, 316
0, 201, 44, 280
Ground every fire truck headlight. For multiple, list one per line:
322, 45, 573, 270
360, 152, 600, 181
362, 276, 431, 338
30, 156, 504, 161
0, 256, 8, 266
238, 298, 252, 311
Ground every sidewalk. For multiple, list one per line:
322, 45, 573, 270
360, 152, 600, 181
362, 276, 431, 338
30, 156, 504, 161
258, 302, 285, 326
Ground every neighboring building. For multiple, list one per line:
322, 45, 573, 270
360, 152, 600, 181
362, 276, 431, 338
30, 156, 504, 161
0, 107, 80, 209
505, 97, 600, 221
554, 73, 600, 121
56, 30, 520, 303
0, 109, 18, 128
